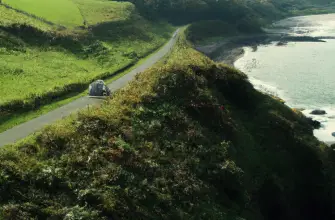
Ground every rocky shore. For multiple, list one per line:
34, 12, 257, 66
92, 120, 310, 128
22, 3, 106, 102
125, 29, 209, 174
194, 34, 269, 67
196, 42, 245, 67
195, 32, 330, 67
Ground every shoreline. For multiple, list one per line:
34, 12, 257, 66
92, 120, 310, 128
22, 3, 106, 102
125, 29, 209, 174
195, 32, 277, 67
195, 36, 335, 146
194, 34, 266, 67
195, 41, 246, 67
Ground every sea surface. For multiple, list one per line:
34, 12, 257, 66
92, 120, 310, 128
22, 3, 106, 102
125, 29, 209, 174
233, 14, 335, 144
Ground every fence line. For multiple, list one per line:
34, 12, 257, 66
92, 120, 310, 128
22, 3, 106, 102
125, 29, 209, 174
70, 0, 88, 27
0, 3, 66, 30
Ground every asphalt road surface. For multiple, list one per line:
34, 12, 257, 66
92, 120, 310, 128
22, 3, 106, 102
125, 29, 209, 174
0, 29, 180, 147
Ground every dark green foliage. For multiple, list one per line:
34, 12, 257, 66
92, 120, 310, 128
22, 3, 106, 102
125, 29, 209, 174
186, 17, 264, 43
115, 0, 287, 26
117, 0, 335, 35
186, 20, 239, 42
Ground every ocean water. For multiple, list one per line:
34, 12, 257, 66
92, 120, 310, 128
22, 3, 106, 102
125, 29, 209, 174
234, 14, 335, 144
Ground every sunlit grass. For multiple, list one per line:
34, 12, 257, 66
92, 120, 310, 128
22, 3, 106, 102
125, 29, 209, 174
0, 4, 53, 31
3, 0, 83, 27
0, 49, 107, 104
72, 0, 134, 26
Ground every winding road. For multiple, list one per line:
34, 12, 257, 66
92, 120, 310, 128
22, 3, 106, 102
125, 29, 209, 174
0, 29, 180, 147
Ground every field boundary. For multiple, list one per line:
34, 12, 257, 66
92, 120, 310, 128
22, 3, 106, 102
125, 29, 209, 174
70, 0, 87, 27
0, 2, 66, 30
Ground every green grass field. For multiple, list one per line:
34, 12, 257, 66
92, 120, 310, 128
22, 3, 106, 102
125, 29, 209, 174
2, 0, 136, 28
0, 1, 174, 131
73, 0, 135, 25
0, 4, 53, 31
0, 49, 106, 104
3, 0, 84, 27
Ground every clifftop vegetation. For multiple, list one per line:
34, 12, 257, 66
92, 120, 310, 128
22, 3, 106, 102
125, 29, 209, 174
0, 29, 333, 220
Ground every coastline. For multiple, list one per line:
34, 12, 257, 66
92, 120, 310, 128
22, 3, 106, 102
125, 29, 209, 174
195, 40, 246, 67
194, 33, 270, 67
195, 35, 335, 146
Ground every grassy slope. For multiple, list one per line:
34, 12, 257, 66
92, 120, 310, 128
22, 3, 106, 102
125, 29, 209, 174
0, 40, 172, 133
0, 3, 52, 31
3, 0, 83, 27
0, 1, 173, 130
0, 29, 333, 220
72, 0, 134, 25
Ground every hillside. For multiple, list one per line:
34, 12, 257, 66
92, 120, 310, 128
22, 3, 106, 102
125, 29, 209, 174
0, 0, 173, 131
0, 29, 333, 220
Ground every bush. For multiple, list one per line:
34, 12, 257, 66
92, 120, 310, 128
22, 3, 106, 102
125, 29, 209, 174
186, 20, 238, 42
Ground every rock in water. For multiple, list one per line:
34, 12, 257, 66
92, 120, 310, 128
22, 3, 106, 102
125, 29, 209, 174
310, 109, 326, 115
88, 80, 111, 96
332, 132, 335, 137
276, 41, 288, 46
307, 117, 321, 129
